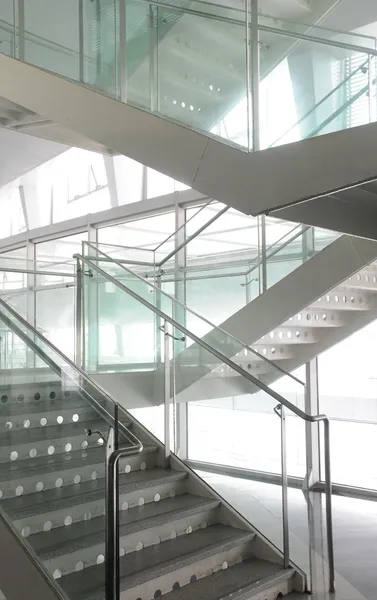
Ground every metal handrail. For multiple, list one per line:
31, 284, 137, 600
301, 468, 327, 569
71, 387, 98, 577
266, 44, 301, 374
81, 242, 305, 387
136, 0, 377, 58
154, 200, 230, 268
154, 198, 214, 253
242, 223, 311, 283
182, 0, 376, 44
76, 251, 334, 593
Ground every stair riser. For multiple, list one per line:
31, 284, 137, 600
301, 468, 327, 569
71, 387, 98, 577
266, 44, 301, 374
258, 326, 318, 344
287, 310, 346, 327
120, 540, 254, 600
248, 347, 296, 360
0, 406, 98, 432
14, 479, 187, 536
0, 431, 92, 463
238, 578, 293, 600
0, 451, 159, 499
0, 389, 84, 406
45, 507, 219, 577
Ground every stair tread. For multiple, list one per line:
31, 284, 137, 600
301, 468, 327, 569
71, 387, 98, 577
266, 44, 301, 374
0, 444, 158, 480
31, 494, 220, 558
60, 524, 254, 599
161, 558, 291, 600
0, 419, 103, 447
2, 468, 187, 519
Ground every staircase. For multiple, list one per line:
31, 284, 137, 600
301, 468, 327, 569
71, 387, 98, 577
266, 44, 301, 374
81, 234, 377, 405
0, 301, 305, 600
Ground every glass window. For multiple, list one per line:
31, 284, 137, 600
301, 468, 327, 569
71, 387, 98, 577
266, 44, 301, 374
36, 287, 76, 359
0, 248, 27, 260
0, 185, 26, 239
114, 156, 143, 205
36, 232, 88, 264
24, 149, 111, 228
319, 321, 377, 490
98, 211, 176, 250
186, 205, 259, 261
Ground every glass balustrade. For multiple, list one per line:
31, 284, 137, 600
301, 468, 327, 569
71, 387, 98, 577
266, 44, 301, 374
80, 242, 306, 408
0, 0, 375, 152
0, 297, 123, 598
76, 247, 334, 591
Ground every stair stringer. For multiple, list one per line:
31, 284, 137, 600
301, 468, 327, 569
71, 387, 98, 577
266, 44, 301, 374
0, 506, 67, 600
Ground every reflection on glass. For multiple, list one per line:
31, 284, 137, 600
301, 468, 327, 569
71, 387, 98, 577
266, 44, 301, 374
0, 297, 118, 598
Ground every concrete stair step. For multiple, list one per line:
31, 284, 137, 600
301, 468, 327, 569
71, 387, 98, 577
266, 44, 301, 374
3, 468, 188, 535
0, 444, 159, 499
34, 495, 221, 576
59, 524, 256, 600
161, 558, 295, 600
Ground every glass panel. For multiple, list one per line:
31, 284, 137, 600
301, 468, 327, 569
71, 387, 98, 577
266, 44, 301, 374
0, 297, 117, 598
93, 242, 155, 267
260, 14, 377, 51
125, 0, 250, 147
83, 256, 165, 372
36, 286, 76, 360
180, 327, 310, 585
81, 243, 305, 403
0, 0, 15, 57
36, 232, 88, 264
263, 32, 377, 149
83, 0, 118, 97
24, 0, 81, 79
97, 211, 176, 255
155, 201, 227, 266
265, 225, 340, 290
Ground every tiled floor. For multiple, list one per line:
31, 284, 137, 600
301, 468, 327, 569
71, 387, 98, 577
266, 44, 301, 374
197, 471, 377, 600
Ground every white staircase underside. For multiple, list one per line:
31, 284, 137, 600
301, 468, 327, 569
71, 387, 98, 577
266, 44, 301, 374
0, 95, 114, 156
1, 56, 377, 240
92, 235, 377, 407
